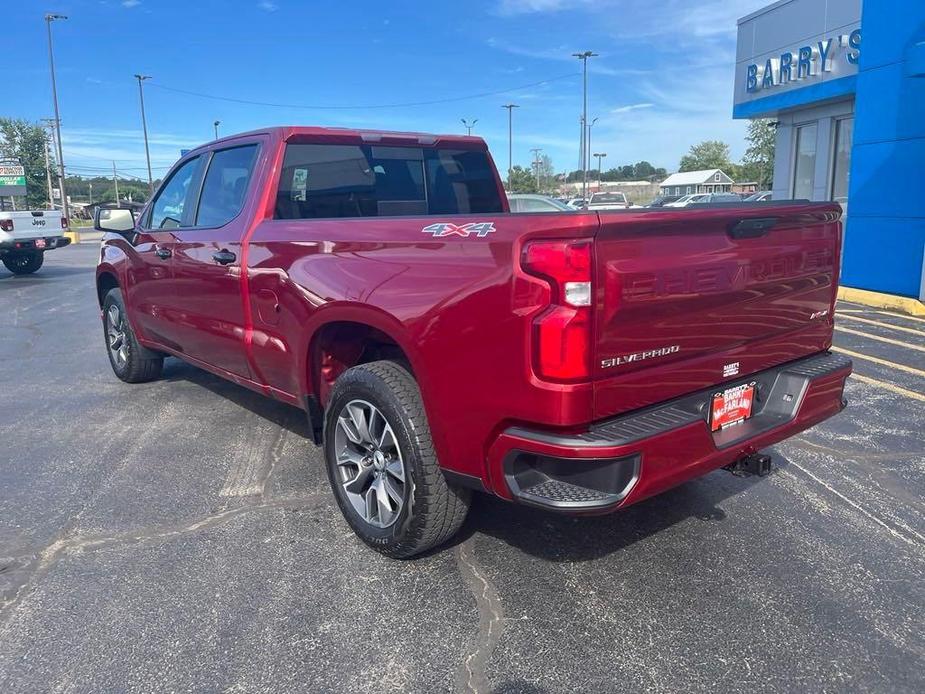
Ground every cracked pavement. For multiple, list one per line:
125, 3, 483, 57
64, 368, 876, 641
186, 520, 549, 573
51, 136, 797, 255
1, 244, 923, 692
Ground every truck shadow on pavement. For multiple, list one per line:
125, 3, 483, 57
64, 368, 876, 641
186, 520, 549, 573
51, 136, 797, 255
160, 359, 312, 438
459, 462, 784, 563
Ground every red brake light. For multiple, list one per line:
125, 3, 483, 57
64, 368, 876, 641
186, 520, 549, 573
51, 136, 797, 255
61, 216, 68, 229
0, 220, 13, 232
521, 240, 593, 381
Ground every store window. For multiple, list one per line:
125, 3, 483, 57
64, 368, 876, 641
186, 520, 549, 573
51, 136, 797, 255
792, 123, 817, 199
831, 117, 853, 206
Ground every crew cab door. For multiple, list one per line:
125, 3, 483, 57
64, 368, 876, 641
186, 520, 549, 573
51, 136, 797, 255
168, 142, 261, 379
128, 154, 206, 349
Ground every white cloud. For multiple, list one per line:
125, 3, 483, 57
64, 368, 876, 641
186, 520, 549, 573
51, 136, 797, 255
611, 103, 653, 114
495, 0, 594, 16
121, 0, 141, 7
257, 1, 278, 11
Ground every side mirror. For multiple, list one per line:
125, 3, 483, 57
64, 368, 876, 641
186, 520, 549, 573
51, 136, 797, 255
95, 207, 136, 235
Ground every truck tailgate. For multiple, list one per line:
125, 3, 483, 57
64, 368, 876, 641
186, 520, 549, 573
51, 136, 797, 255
592, 203, 842, 420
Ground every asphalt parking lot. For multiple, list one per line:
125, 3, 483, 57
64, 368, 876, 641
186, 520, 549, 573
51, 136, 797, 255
1, 243, 923, 693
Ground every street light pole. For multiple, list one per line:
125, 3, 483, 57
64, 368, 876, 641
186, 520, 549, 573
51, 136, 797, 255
594, 152, 607, 184
572, 50, 597, 203
45, 13, 69, 224
530, 148, 543, 191
40, 121, 55, 210
112, 161, 120, 209
587, 117, 598, 190
501, 104, 519, 189
461, 118, 478, 136
214, 120, 221, 140
134, 74, 154, 198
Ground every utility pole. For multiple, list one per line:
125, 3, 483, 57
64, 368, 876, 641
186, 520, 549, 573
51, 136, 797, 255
112, 161, 120, 209
40, 121, 55, 210
530, 148, 543, 191
572, 50, 597, 203
89, 181, 93, 205
214, 120, 221, 140
594, 152, 607, 185
45, 13, 70, 225
501, 104, 519, 190
134, 74, 154, 197
461, 118, 478, 136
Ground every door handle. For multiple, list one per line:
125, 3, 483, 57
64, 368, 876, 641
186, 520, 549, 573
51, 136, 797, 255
212, 249, 237, 265
154, 247, 172, 259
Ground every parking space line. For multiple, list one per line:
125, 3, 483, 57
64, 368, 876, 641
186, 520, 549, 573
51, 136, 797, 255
832, 346, 925, 378
850, 372, 925, 402
835, 326, 925, 353
838, 313, 925, 337
785, 460, 925, 549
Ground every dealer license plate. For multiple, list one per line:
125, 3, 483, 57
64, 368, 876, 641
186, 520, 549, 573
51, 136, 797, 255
710, 383, 755, 431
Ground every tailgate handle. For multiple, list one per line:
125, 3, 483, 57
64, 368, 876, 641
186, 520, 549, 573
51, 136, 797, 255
729, 217, 778, 239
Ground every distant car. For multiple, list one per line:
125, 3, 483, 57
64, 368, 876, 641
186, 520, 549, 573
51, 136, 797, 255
744, 191, 773, 202
688, 193, 744, 205
587, 191, 629, 210
507, 194, 574, 213
647, 195, 682, 208
664, 193, 709, 208
565, 198, 588, 209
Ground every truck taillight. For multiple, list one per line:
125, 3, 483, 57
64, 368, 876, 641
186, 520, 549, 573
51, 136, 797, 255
521, 240, 592, 381
0, 220, 12, 232
61, 216, 68, 229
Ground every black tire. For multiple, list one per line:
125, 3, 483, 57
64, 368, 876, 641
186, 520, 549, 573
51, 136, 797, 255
323, 360, 470, 558
102, 288, 164, 383
2, 251, 44, 275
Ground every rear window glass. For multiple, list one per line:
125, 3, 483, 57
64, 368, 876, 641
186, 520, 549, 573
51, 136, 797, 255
592, 193, 626, 203
275, 143, 502, 219
196, 144, 258, 227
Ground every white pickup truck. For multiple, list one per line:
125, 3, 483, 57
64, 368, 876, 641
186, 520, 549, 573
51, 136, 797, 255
0, 210, 71, 275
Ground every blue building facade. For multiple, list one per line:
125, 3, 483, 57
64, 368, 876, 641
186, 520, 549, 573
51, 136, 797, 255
734, 0, 925, 299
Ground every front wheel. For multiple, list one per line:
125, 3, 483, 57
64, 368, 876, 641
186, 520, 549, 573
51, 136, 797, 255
102, 288, 164, 383
2, 251, 44, 275
323, 361, 470, 558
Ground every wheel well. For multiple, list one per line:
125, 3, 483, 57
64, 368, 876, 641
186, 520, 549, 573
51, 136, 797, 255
309, 321, 412, 406
96, 272, 119, 308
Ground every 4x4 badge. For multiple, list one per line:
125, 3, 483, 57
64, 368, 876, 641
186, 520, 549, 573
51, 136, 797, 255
422, 222, 496, 238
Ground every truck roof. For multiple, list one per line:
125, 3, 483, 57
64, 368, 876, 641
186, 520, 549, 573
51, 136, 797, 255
205, 126, 483, 152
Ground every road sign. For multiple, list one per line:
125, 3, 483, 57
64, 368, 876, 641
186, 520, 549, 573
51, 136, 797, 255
0, 164, 27, 197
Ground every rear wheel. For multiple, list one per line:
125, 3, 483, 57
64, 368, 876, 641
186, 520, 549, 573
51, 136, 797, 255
323, 360, 470, 558
102, 288, 164, 383
2, 251, 44, 275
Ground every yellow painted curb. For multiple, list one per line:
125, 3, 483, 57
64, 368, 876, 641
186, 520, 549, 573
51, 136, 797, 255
838, 286, 925, 317
63, 230, 80, 244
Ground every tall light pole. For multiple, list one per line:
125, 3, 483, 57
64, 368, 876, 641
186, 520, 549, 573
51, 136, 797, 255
530, 148, 543, 191
586, 117, 598, 191
134, 74, 154, 197
594, 152, 607, 185
45, 13, 70, 225
112, 161, 120, 209
461, 118, 478, 136
40, 120, 55, 210
572, 50, 597, 203
501, 104, 519, 190
214, 120, 221, 140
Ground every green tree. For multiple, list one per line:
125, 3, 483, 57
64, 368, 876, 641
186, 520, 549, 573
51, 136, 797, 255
507, 165, 537, 193
679, 140, 733, 173
0, 118, 55, 209
739, 119, 776, 188
632, 161, 656, 179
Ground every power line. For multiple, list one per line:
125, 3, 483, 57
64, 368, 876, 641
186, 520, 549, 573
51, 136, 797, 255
146, 72, 579, 110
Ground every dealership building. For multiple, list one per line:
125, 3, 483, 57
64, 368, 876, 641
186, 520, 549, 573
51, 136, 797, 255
734, 0, 925, 299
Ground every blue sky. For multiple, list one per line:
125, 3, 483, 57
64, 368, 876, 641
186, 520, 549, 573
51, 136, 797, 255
8, 0, 766, 181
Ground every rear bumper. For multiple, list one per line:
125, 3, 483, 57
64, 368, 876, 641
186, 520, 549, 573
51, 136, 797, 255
0, 236, 70, 254
486, 351, 852, 513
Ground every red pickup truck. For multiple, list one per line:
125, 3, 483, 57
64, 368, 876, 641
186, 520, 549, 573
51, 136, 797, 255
94, 126, 851, 557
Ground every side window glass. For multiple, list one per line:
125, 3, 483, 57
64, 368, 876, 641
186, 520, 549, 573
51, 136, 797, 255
275, 144, 426, 219
196, 145, 258, 227
149, 156, 202, 230
425, 149, 503, 214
